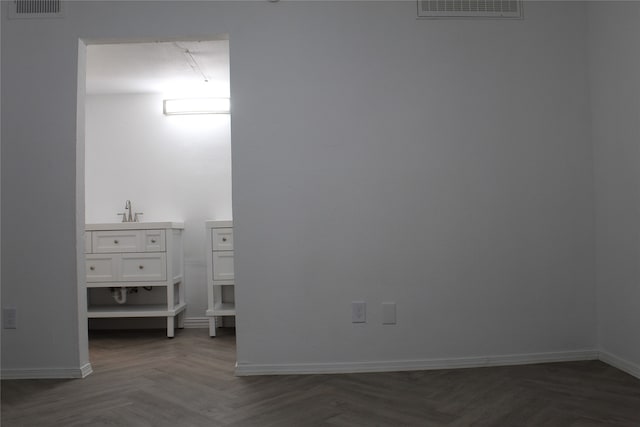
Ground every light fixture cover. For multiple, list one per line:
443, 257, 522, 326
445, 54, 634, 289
163, 98, 230, 115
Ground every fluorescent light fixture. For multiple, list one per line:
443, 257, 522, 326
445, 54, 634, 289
163, 98, 230, 115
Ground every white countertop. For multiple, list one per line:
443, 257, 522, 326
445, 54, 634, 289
205, 220, 233, 228
86, 221, 185, 231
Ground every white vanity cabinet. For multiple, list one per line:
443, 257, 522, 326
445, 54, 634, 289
84, 222, 186, 338
205, 220, 234, 337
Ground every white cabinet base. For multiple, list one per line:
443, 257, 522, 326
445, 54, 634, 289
85, 223, 185, 338
205, 220, 234, 337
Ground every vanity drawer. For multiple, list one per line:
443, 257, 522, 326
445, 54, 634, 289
120, 253, 166, 282
86, 255, 118, 282
212, 251, 234, 281
144, 230, 165, 251
93, 230, 141, 253
91, 230, 166, 253
211, 228, 234, 251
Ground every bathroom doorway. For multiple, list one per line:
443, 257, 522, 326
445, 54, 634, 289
79, 37, 233, 347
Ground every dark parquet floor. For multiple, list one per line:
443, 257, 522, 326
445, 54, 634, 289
2, 328, 640, 426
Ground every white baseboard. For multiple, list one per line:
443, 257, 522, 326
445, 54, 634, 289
235, 349, 599, 376
8, 350, 637, 380
599, 351, 640, 380
2, 362, 93, 380
183, 316, 209, 329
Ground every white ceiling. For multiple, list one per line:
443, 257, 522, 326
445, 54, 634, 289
86, 40, 230, 97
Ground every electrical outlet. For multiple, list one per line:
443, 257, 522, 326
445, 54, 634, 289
3, 307, 17, 329
382, 302, 396, 325
351, 301, 366, 323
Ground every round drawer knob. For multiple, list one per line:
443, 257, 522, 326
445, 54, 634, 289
114, 240, 119, 244
139, 265, 144, 270
89, 266, 95, 271
151, 239, 156, 243
222, 237, 227, 242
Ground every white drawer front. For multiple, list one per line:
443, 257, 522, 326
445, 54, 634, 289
93, 230, 141, 253
86, 255, 118, 282
212, 228, 234, 251
144, 230, 165, 252
120, 253, 166, 282
213, 251, 234, 281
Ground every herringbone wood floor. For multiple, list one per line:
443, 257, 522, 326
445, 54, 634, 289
2, 328, 640, 426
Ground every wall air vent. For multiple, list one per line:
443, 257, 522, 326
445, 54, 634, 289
8, 0, 65, 19
417, 0, 523, 19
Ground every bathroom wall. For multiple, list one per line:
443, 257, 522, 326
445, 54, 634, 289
85, 93, 232, 321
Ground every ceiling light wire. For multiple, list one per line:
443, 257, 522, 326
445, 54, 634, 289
174, 42, 209, 83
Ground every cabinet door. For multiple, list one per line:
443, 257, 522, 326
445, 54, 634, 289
120, 253, 167, 282
93, 230, 141, 253
212, 251, 234, 281
212, 228, 234, 251
86, 255, 118, 282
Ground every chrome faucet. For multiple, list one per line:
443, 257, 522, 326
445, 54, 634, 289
125, 200, 133, 222
118, 200, 142, 222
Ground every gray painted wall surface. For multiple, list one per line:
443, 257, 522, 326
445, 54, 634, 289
1, 1, 599, 373
588, 2, 640, 369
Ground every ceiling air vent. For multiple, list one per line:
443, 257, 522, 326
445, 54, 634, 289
417, 0, 523, 19
8, 0, 65, 19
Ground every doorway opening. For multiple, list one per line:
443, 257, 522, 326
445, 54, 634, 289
77, 36, 234, 369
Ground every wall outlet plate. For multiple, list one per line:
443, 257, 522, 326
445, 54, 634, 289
382, 302, 396, 325
3, 307, 17, 329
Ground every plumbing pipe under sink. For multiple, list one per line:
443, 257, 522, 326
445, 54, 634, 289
110, 287, 127, 304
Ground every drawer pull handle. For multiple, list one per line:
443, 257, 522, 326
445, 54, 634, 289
222, 237, 227, 242
114, 240, 119, 244
151, 239, 156, 243
139, 265, 144, 270
89, 266, 95, 271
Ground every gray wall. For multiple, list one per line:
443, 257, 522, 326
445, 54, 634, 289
1, 1, 599, 375
588, 2, 640, 371
232, 1, 596, 368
